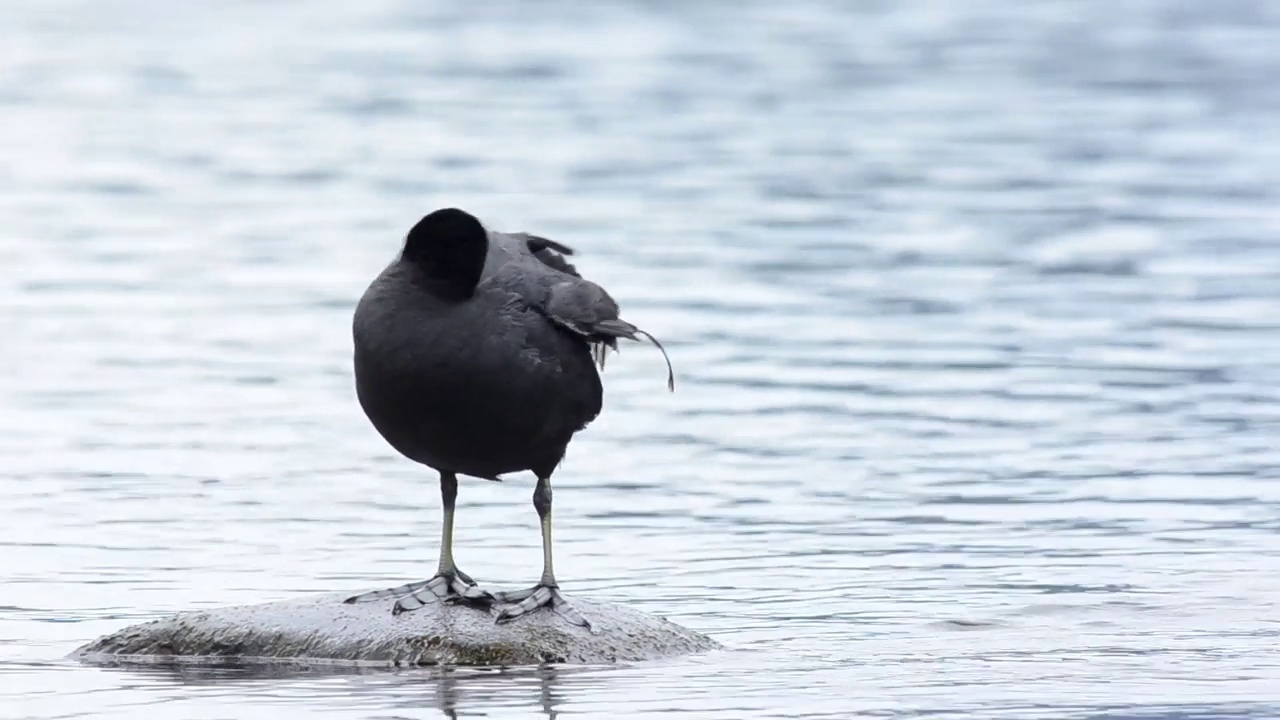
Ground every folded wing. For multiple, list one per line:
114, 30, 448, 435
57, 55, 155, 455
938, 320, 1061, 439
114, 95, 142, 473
490, 231, 675, 391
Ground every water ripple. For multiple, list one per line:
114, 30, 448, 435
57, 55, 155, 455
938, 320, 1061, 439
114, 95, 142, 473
3, 0, 1280, 718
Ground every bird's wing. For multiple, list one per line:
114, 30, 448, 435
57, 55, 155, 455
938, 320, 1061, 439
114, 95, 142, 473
486, 231, 676, 390
517, 233, 582, 278
502, 233, 628, 341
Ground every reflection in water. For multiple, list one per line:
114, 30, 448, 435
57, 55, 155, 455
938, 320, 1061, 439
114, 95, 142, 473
86, 661, 590, 719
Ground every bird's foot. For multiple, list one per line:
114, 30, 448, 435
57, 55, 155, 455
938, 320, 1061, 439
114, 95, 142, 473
493, 583, 591, 629
343, 569, 495, 615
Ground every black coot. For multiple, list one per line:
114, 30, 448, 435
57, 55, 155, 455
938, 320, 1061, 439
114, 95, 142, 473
343, 208, 673, 628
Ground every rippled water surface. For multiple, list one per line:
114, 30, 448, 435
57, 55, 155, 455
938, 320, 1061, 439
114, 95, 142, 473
5, 1, 1280, 718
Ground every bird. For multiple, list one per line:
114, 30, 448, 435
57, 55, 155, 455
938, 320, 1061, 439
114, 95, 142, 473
343, 207, 674, 629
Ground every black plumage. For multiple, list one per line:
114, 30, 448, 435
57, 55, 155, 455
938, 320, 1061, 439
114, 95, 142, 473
343, 208, 673, 628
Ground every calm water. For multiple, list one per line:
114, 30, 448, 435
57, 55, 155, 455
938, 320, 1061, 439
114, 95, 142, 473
5, 1, 1280, 718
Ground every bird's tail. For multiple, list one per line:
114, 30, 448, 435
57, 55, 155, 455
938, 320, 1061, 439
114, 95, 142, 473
591, 319, 675, 392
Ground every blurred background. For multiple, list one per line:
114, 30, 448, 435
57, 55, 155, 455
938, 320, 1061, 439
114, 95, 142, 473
3, 0, 1280, 718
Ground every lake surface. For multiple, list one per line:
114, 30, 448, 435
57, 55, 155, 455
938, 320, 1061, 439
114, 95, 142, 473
4, 0, 1280, 718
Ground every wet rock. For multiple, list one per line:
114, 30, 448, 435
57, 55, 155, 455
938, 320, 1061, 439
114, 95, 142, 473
70, 592, 720, 667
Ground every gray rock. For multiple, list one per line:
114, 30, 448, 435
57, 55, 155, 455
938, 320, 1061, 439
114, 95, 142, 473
70, 592, 721, 667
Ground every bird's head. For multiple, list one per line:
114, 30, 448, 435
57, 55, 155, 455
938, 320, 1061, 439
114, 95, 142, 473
401, 207, 489, 299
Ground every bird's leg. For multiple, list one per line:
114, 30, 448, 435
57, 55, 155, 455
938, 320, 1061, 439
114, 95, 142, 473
494, 475, 591, 629
344, 471, 494, 613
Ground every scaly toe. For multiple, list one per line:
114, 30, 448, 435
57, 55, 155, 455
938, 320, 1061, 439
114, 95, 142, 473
494, 584, 591, 630
349, 571, 496, 615
491, 586, 537, 605
344, 577, 438, 605
442, 575, 496, 607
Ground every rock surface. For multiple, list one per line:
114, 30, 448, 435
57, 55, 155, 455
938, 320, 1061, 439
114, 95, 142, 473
71, 592, 720, 667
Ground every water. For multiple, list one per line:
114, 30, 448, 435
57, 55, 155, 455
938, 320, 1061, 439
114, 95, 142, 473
4, 0, 1280, 717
